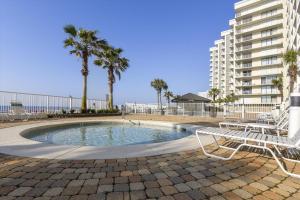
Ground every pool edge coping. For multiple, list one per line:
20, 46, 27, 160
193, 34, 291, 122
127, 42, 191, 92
0, 119, 214, 160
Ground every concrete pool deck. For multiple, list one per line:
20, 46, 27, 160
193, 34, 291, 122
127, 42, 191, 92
0, 116, 300, 200
0, 119, 214, 160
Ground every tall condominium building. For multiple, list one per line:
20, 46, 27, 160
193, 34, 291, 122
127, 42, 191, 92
283, 0, 300, 100
209, 30, 235, 99
235, 0, 284, 104
209, 0, 300, 104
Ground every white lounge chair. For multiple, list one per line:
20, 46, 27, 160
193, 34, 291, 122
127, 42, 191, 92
256, 112, 275, 124
219, 109, 289, 134
8, 102, 32, 121
196, 127, 300, 178
0, 113, 9, 122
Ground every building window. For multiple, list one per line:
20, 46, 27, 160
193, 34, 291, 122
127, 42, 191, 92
261, 9, 277, 18
261, 56, 277, 65
261, 29, 276, 37
242, 80, 252, 86
242, 34, 252, 41
242, 70, 251, 77
261, 96, 277, 103
242, 62, 252, 68
261, 96, 271, 103
242, 17, 252, 24
261, 76, 277, 85
261, 38, 276, 46
261, 86, 277, 94
242, 88, 252, 94
242, 53, 251, 59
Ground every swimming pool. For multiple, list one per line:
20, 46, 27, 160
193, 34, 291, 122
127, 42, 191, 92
24, 122, 191, 147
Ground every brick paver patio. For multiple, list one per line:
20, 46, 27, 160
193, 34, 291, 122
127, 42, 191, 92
0, 116, 300, 199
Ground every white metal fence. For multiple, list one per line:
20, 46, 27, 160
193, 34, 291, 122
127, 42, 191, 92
0, 91, 107, 113
125, 102, 279, 120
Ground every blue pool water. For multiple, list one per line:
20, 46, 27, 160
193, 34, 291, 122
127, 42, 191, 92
25, 122, 191, 147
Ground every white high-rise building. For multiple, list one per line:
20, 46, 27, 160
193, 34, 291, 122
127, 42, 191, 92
209, 30, 235, 99
283, 0, 300, 100
209, 0, 300, 104
235, 0, 284, 104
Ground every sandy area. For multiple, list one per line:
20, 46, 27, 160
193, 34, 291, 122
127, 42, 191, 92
0, 114, 222, 129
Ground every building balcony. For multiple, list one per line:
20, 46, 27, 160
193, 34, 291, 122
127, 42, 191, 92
236, 49, 283, 61
235, 29, 283, 44
236, 45, 252, 52
236, 82, 275, 87
236, 71, 282, 79
235, 61, 283, 70
235, 0, 282, 18
236, 40, 283, 53
236, 92, 280, 96
235, 19, 283, 36
235, 11, 283, 28
236, 54, 252, 61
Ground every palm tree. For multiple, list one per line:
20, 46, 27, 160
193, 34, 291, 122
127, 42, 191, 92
283, 49, 299, 93
272, 76, 283, 102
215, 98, 224, 105
224, 93, 238, 103
164, 91, 174, 107
151, 79, 168, 112
94, 46, 129, 110
63, 24, 106, 112
208, 88, 221, 102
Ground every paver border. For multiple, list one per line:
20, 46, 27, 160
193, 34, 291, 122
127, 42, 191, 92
0, 119, 213, 160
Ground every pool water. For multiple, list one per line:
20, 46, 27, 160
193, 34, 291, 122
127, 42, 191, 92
25, 122, 191, 147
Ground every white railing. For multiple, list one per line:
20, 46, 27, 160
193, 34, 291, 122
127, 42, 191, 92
125, 102, 278, 120
0, 91, 107, 113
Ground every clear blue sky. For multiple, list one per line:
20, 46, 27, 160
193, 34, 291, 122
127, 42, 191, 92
0, 0, 238, 104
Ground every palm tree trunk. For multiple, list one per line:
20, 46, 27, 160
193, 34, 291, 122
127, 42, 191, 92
157, 91, 160, 110
290, 79, 294, 93
82, 75, 87, 112
159, 92, 163, 114
108, 68, 114, 110
81, 53, 88, 113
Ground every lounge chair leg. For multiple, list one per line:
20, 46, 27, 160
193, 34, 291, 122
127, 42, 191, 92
274, 146, 300, 164
196, 132, 244, 160
267, 145, 300, 179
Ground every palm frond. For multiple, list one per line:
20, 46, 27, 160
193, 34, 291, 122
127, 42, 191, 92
94, 59, 104, 66
63, 38, 75, 48
115, 69, 121, 80
64, 25, 77, 37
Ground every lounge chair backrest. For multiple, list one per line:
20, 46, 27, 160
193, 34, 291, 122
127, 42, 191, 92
257, 113, 273, 122
276, 109, 289, 127
278, 117, 289, 131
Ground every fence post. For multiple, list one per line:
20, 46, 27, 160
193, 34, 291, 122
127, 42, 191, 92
46, 96, 49, 113
69, 96, 72, 111
242, 104, 245, 119
223, 104, 227, 118
183, 103, 185, 116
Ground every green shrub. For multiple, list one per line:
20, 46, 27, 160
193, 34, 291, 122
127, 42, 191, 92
96, 109, 119, 114
61, 109, 66, 114
90, 109, 96, 114
70, 109, 75, 114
